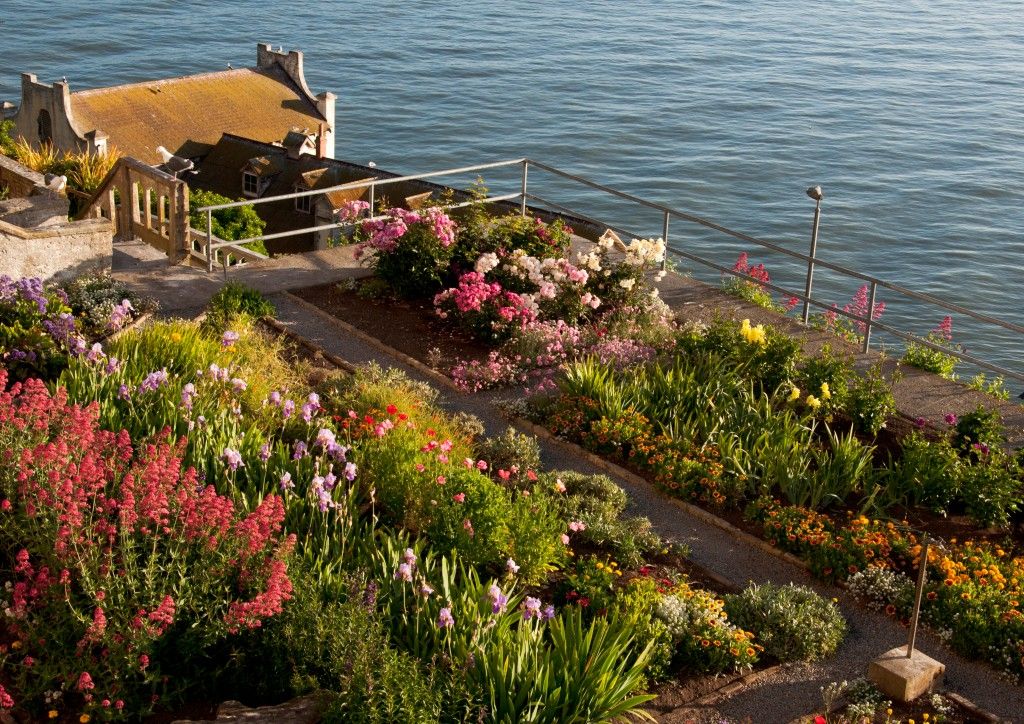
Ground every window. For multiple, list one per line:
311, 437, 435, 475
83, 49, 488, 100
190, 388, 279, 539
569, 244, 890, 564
295, 189, 312, 213
242, 172, 259, 197
37, 110, 52, 144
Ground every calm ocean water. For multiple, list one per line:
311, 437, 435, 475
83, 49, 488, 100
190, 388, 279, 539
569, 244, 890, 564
3, 1, 1022, 377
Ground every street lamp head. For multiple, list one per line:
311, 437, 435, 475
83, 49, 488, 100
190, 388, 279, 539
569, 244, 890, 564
806, 185, 823, 201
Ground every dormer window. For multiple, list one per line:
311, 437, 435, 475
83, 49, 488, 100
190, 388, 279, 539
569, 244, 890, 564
242, 172, 260, 198
295, 188, 312, 213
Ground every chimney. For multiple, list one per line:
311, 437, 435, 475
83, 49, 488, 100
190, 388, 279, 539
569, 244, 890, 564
316, 91, 335, 159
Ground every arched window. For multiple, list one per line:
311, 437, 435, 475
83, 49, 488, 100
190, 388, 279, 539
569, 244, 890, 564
37, 109, 52, 144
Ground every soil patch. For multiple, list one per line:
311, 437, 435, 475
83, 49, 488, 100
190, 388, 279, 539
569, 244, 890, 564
292, 282, 491, 372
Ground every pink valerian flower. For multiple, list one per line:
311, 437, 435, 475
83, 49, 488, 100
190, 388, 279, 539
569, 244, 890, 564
138, 654, 150, 671
438, 607, 454, 628
784, 296, 800, 312
147, 595, 176, 634
560, 533, 571, 545
934, 315, 954, 342
843, 284, 885, 333
423, 206, 457, 247
224, 558, 294, 633
944, 413, 958, 426
452, 492, 466, 503
568, 520, 587, 533
0, 683, 15, 709
476, 459, 488, 471
914, 416, 927, 429
463, 518, 475, 538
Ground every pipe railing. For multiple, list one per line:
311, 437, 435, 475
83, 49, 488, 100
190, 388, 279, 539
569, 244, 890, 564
193, 156, 1023, 383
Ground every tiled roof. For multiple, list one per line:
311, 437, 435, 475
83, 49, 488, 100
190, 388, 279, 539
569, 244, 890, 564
70, 66, 327, 165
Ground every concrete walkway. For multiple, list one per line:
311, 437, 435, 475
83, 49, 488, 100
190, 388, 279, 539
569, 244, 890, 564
111, 242, 1024, 721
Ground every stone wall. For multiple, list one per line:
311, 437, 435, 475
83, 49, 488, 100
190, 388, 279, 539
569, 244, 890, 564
8, 74, 88, 155
0, 153, 45, 198
0, 216, 112, 282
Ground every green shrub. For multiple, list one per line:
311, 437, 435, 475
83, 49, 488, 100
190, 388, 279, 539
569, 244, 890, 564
879, 433, 963, 513
846, 361, 896, 435
224, 569, 442, 722
960, 452, 1022, 529
475, 426, 542, 485
952, 405, 1005, 455
613, 578, 675, 684
901, 316, 959, 379
966, 373, 1011, 401
190, 188, 269, 255
541, 471, 663, 567
799, 344, 852, 414
724, 582, 846, 662
204, 281, 276, 331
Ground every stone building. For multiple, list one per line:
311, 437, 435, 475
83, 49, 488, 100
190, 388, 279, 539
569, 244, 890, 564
4, 44, 335, 165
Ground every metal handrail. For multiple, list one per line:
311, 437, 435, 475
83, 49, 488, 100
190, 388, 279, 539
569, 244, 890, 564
192, 154, 1022, 383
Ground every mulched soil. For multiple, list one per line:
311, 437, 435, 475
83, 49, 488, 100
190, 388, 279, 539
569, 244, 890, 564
292, 282, 492, 371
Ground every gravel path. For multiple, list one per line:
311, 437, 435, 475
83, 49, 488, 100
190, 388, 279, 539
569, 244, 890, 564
267, 292, 1023, 724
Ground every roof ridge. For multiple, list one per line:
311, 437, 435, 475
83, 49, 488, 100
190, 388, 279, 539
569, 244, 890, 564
71, 66, 262, 97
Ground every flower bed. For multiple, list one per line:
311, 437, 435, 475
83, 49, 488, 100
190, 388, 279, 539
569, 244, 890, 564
526, 316, 1024, 677
1, 277, 843, 720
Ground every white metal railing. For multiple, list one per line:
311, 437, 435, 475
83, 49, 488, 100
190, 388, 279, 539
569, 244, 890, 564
194, 158, 1024, 384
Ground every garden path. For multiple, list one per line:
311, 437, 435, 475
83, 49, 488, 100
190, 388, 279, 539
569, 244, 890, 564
110, 240, 1024, 722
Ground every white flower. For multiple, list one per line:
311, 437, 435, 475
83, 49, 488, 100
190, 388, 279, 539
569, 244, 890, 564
619, 278, 635, 290
474, 252, 500, 274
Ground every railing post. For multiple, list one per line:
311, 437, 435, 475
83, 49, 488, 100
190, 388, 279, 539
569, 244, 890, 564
368, 182, 375, 219
802, 186, 824, 325
862, 280, 878, 353
520, 160, 529, 217
661, 210, 670, 272
205, 209, 214, 274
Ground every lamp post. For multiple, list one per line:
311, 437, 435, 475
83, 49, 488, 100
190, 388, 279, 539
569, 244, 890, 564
801, 185, 823, 325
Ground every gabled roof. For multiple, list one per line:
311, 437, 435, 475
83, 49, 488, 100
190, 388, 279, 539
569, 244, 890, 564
69, 66, 327, 165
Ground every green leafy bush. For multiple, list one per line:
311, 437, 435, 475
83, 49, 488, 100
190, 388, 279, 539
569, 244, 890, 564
901, 316, 959, 379
952, 405, 1005, 455
846, 361, 896, 435
724, 582, 846, 662
190, 188, 269, 255
475, 426, 542, 485
799, 343, 852, 415
204, 281, 276, 331
224, 569, 442, 723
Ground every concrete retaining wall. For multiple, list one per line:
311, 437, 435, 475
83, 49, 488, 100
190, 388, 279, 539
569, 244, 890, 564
0, 216, 113, 282
0, 153, 45, 198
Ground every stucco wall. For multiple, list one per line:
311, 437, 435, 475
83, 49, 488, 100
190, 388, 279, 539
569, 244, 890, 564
9, 74, 87, 155
0, 217, 112, 282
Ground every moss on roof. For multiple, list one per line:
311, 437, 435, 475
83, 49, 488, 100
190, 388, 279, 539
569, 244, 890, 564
70, 66, 327, 165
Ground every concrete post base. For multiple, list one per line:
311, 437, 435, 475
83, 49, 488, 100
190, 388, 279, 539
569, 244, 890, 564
868, 646, 945, 702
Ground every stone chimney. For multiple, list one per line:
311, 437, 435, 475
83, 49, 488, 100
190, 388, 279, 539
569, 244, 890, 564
315, 92, 335, 159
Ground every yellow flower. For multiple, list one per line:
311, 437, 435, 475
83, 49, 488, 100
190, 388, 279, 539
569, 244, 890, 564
170, 332, 182, 343
788, 387, 800, 401
805, 394, 821, 410
739, 319, 767, 345
48, 713, 59, 720
80, 716, 91, 724
820, 382, 831, 400
10, 641, 21, 650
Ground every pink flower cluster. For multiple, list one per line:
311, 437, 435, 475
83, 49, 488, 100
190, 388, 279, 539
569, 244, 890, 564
844, 284, 886, 334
